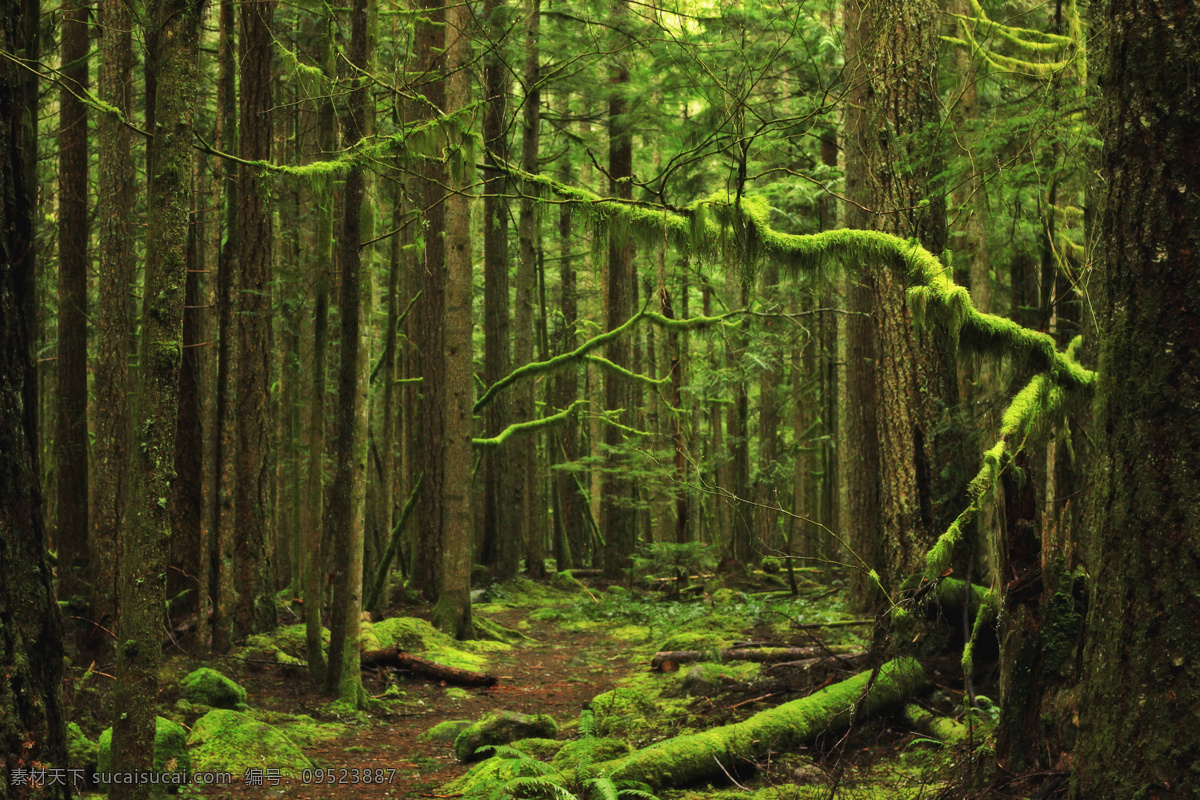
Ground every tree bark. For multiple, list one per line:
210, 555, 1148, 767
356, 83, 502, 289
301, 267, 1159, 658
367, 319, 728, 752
433, 0, 476, 640
110, 0, 203, 792
55, 0, 91, 629
93, 0, 135, 661
1071, 2, 1200, 795
234, 0, 278, 638
323, 0, 372, 705
1, 2, 71, 788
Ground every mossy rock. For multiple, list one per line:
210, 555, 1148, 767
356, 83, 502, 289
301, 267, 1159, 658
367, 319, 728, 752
181, 667, 247, 709
605, 585, 629, 596
550, 736, 632, 768
473, 616, 532, 644
760, 557, 783, 574
509, 737, 564, 761
96, 717, 191, 793
245, 709, 346, 747
187, 709, 311, 778
67, 722, 98, 768
419, 719, 474, 743
369, 616, 507, 671
454, 710, 558, 763
549, 571, 585, 593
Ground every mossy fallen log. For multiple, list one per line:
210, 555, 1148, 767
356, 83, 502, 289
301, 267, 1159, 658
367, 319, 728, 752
360, 647, 498, 686
903, 704, 971, 744
651, 645, 860, 671
595, 657, 928, 789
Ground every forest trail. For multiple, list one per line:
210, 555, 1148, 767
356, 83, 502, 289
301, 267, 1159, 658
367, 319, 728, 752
199, 608, 638, 800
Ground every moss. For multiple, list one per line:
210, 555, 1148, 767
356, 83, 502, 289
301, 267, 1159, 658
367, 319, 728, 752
180, 667, 247, 709
589, 687, 659, 737
441, 752, 529, 797
904, 704, 970, 744
67, 722, 98, 767
550, 736, 632, 768
419, 719, 474, 743
549, 570, 587, 593
244, 709, 345, 747
454, 710, 559, 762
369, 615, 511, 671
659, 631, 727, 652
594, 659, 929, 789
97, 717, 190, 791
187, 709, 312, 777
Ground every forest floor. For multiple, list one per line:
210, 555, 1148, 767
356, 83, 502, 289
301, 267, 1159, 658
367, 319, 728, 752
68, 572, 1013, 800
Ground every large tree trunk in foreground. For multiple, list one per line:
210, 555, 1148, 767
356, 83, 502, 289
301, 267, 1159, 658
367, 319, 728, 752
110, 0, 202, 793
1070, 2, 1200, 797
596, 658, 927, 789
1, 2, 70, 788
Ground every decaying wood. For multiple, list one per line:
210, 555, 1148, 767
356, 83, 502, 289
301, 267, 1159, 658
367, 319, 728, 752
360, 647, 498, 686
651, 644, 859, 671
760, 651, 870, 674
592, 658, 929, 789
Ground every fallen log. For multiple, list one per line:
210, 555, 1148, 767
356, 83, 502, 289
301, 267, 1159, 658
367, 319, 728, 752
760, 651, 870, 674
595, 658, 928, 790
360, 647, 498, 687
651, 644, 859, 672
903, 703, 970, 744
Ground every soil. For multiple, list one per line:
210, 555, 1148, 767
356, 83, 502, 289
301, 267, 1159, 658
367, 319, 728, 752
194, 609, 639, 800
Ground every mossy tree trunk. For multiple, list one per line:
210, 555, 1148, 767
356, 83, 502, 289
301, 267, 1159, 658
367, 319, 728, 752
208, 0, 238, 653
841, 0, 958, 602
432, 0, 475, 640
1071, 2, 1200, 795
411, 0, 448, 602
110, 0, 203, 792
480, 0, 518, 580
600, 0, 636, 578
323, 0, 372, 705
234, 0, 278, 638
1, 2, 70, 789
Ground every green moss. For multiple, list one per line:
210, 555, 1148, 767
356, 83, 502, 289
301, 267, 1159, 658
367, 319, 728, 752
454, 711, 558, 762
659, 631, 727, 652
419, 720, 474, 743
245, 709, 345, 747
180, 667, 247, 709
97, 717, 190, 791
549, 570, 587, 593
187, 709, 312, 777
369, 615, 511, 671
67, 722, 98, 767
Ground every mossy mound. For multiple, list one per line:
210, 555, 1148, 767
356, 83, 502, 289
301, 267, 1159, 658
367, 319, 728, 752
508, 737, 564, 761
681, 663, 743, 696
658, 631, 727, 652
245, 709, 345, 747
67, 722, 98, 768
550, 736, 632, 768
419, 719, 473, 743
181, 667, 247, 709
454, 710, 559, 763
493, 577, 579, 606
589, 687, 658, 737
473, 615, 532, 644
244, 623, 328, 663
441, 753, 529, 798
549, 571, 586, 593
97, 717, 191, 792
368, 616, 511, 672
187, 709, 312, 777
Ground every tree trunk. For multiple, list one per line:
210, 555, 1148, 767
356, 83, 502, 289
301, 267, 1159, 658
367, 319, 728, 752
110, 0, 202, 792
480, 0, 517, 580
411, 0, 448, 602
1071, 3, 1200, 795
1, 3, 71, 787
600, 0, 636, 578
323, 0, 372, 705
93, 0, 135, 661
234, 0, 277, 637
433, 0, 476, 640
55, 0, 91, 632
208, 0, 238, 653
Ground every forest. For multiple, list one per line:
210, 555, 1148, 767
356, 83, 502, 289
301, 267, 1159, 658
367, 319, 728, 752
0, 0, 1197, 796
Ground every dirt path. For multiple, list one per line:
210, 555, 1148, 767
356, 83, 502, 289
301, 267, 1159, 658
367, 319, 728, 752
200, 610, 638, 799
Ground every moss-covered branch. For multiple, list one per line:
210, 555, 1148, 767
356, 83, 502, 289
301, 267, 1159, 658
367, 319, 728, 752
498, 162, 1096, 393
590, 658, 928, 789
472, 400, 589, 448
583, 355, 669, 388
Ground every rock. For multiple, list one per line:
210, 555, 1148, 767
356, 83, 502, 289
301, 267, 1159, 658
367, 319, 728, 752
187, 709, 311, 778
180, 667, 247, 709
454, 710, 558, 763
96, 717, 191, 793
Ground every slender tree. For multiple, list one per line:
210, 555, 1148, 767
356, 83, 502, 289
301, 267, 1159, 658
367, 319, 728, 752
55, 0, 91, 626
234, 0, 278, 637
433, 0, 476, 639
93, 0, 136, 659
323, 0, 372, 704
